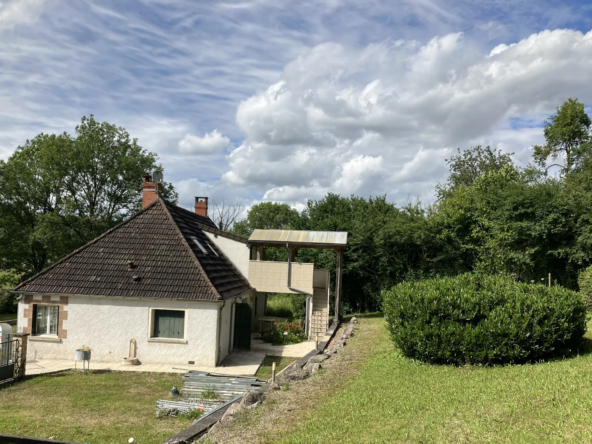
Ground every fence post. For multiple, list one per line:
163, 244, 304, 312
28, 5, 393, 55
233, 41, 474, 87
12, 333, 29, 380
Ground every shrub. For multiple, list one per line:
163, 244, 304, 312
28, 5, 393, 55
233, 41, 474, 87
263, 320, 307, 345
383, 273, 587, 365
578, 265, 592, 309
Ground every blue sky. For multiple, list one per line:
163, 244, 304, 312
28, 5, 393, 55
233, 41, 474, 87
2, 0, 592, 211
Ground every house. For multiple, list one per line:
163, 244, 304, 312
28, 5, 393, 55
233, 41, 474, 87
13, 174, 346, 367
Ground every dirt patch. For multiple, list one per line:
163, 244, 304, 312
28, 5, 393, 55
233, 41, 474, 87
200, 317, 380, 444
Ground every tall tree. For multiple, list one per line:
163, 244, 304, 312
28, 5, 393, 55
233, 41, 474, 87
232, 202, 299, 238
533, 98, 592, 175
438, 145, 514, 197
0, 116, 176, 276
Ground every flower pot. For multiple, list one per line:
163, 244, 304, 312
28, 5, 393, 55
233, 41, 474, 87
75, 349, 91, 361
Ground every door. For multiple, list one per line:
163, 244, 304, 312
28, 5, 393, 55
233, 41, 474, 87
233, 303, 252, 350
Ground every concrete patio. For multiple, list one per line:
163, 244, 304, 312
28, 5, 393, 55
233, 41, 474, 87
24, 338, 322, 378
251, 337, 322, 356
26, 358, 262, 377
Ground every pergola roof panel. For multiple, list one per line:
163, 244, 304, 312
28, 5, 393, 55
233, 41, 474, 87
248, 229, 348, 248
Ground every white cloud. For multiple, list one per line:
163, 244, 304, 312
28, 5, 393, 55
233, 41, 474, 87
0, 0, 45, 31
178, 130, 231, 155
2, 1, 592, 211
221, 29, 592, 206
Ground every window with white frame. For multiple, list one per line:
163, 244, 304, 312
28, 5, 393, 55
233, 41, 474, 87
33, 305, 59, 335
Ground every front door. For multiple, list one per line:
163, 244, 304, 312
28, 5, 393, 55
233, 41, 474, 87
233, 303, 252, 350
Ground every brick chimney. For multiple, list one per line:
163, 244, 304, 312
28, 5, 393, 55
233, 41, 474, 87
195, 197, 208, 217
142, 175, 162, 208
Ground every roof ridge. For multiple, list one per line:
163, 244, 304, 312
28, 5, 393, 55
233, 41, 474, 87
13, 198, 164, 292
159, 200, 223, 301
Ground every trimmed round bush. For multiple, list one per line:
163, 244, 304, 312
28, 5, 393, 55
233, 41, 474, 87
383, 274, 587, 365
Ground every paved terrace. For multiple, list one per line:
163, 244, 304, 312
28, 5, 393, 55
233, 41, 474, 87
25, 339, 321, 377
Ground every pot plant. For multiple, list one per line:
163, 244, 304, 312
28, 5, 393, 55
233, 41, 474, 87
75, 345, 91, 361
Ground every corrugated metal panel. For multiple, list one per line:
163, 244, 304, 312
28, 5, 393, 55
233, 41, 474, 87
287, 231, 309, 243
327, 232, 348, 245
306, 231, 329, 244
249, 229, 272, 241
249, 229, 347, 246
268, 230, 290, 242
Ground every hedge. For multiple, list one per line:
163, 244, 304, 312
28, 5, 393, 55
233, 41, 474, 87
383, 274, 587, 365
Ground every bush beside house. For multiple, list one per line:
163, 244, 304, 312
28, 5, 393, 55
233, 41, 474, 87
383, 274, 587, 366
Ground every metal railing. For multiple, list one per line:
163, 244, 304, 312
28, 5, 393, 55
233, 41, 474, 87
0, 339, 19, 382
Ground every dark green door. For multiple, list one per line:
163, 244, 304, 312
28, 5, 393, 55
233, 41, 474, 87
233, 303, 252, 350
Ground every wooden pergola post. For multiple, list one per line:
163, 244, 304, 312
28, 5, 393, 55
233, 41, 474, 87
335, 248, 343, 321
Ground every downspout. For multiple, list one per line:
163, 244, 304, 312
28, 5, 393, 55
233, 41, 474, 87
286, 243, 312, 338
216, 300, 226, 366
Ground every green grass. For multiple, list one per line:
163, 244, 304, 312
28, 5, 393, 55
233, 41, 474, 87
0, 370, 189, 444
277, 316, 592, 443
256, 356, 299, 381
0, 313, 16, 322
265, 294, 294, 319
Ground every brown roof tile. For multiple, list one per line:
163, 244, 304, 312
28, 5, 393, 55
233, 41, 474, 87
13, 199, 252, 301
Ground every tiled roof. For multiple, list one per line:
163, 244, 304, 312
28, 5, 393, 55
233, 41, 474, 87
13, 199, 252, 301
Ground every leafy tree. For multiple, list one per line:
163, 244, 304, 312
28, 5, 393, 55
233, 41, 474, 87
232, 202, 299, 238
0, 270, 22, 314
438, 145, 514, 197
0, 116, 176, 276
533, 98, 592, 175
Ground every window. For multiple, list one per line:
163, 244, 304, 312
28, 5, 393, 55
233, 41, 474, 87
152, 310, 185, 339
33, 305, 59, 335
207, 243, 219, 256
190, 237, 208, 255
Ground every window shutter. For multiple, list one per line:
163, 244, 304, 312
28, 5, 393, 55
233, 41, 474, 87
154, 310, 185, 339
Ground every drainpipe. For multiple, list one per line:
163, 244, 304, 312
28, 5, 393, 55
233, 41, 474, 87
216, 301, 226, 366
286, 244, 312, 338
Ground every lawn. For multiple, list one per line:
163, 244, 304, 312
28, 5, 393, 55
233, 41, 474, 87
280, 316, 592, 443
0, 313, 16, 322
256, 355, 299, 381
211, 315, 592, 443
0, 370, 189, 444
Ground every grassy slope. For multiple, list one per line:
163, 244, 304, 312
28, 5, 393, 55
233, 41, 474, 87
0, 371, 187, 444
265, 294, 294, 319
277, 316, 592, 443
0, 313, 16, 322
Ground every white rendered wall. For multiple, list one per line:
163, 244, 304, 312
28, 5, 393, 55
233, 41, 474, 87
17, 298, 25, 331
218, 300, 233, 363
20, 296, 219, 366
204, 232, 250, 278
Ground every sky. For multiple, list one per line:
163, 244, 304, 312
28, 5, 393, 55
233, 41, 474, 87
2, 0, 592, 213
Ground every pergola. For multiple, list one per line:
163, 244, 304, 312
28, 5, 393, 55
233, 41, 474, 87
247, 229, 348, 321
